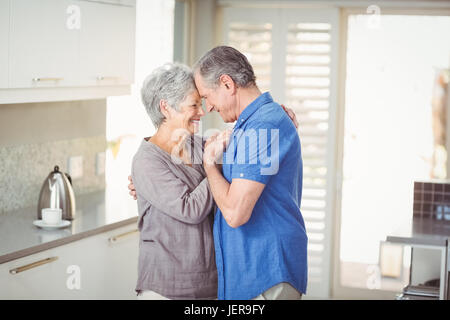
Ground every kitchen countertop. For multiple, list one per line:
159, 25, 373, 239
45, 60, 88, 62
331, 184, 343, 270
386, 217, 450, 247
0, 188, 138, 264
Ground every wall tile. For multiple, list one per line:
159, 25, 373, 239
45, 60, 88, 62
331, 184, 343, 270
413, 180, 450, 221
0, 135, 106, 214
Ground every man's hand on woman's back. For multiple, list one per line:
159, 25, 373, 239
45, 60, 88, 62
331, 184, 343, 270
281, 104, 299, 129
128, 175, 137, 200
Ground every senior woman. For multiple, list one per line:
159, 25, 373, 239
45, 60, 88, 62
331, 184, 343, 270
131, 62, 218, 300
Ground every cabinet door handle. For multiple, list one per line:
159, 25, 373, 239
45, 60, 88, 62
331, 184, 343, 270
32, 77, 64, 82
96, 76, 120, 81
108, 229, 139, 243
9, 257, 58, 275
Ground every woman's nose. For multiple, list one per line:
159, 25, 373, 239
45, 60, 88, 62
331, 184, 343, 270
198, 106, 206, 117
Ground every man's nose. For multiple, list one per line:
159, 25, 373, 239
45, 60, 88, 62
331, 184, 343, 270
206, 104, 214, 113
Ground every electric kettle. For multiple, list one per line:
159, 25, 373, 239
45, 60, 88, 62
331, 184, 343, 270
37, 165, 76, 220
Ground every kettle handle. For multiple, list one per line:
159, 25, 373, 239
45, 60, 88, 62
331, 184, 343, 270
65, 173, 73, 185
53, 166, 72, 185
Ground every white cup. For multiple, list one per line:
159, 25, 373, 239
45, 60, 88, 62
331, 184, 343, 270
42, 208, 62, 225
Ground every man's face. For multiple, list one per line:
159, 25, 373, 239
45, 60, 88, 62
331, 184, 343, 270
194, 73, 237, 123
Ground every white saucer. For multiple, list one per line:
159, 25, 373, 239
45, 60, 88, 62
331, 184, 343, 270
33, 219, 71, 230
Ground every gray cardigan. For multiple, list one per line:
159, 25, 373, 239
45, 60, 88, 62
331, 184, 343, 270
131, 135, 217, 299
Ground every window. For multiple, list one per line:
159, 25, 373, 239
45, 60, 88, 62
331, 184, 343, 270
228, 22, 273, 94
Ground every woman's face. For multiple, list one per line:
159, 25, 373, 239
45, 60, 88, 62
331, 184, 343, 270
167, 89, 205, 135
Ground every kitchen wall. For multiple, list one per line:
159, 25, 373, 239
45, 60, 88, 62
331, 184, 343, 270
0, 99, 106, 214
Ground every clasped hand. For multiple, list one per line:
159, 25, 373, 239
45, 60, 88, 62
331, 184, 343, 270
203, 129, 232, 168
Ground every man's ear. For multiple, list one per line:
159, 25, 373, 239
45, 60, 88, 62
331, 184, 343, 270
159, 99, 171, 119
219, 74, 236, 93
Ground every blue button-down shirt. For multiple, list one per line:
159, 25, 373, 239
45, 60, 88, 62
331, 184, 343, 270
213, 92, 308, 300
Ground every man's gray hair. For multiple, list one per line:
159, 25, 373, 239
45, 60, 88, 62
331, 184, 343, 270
141, 62, 196, 128
193, 46, 256, 88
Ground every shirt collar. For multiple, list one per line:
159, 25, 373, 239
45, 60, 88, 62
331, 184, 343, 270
234, 92, 273, 129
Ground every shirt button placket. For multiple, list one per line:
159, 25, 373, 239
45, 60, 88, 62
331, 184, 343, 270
214, 218, 225, 299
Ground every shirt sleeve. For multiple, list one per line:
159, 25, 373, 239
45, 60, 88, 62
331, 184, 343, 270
132, 156, 214, 225
229, 120, 281, 185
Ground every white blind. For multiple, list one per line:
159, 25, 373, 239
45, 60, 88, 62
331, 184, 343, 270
228, 22, 272, 93
222, 7, 339, 299
285, 23, 331, 288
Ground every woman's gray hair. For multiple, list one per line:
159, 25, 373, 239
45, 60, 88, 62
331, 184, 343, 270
193, 46, 256, 88
141, 62, 196, 128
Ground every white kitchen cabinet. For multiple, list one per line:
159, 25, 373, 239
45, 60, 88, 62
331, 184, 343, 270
0, 0, 10, 88
0, 0, 136, 103
103, 227, 141, 298
9, 0, 80, 88
78, 0, 135, 86
0, 223, 139, 299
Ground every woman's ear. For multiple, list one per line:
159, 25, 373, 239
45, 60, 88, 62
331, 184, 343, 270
159, 99, 171, 119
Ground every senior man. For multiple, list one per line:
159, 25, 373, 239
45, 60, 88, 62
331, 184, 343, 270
195, 46, 307, 300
